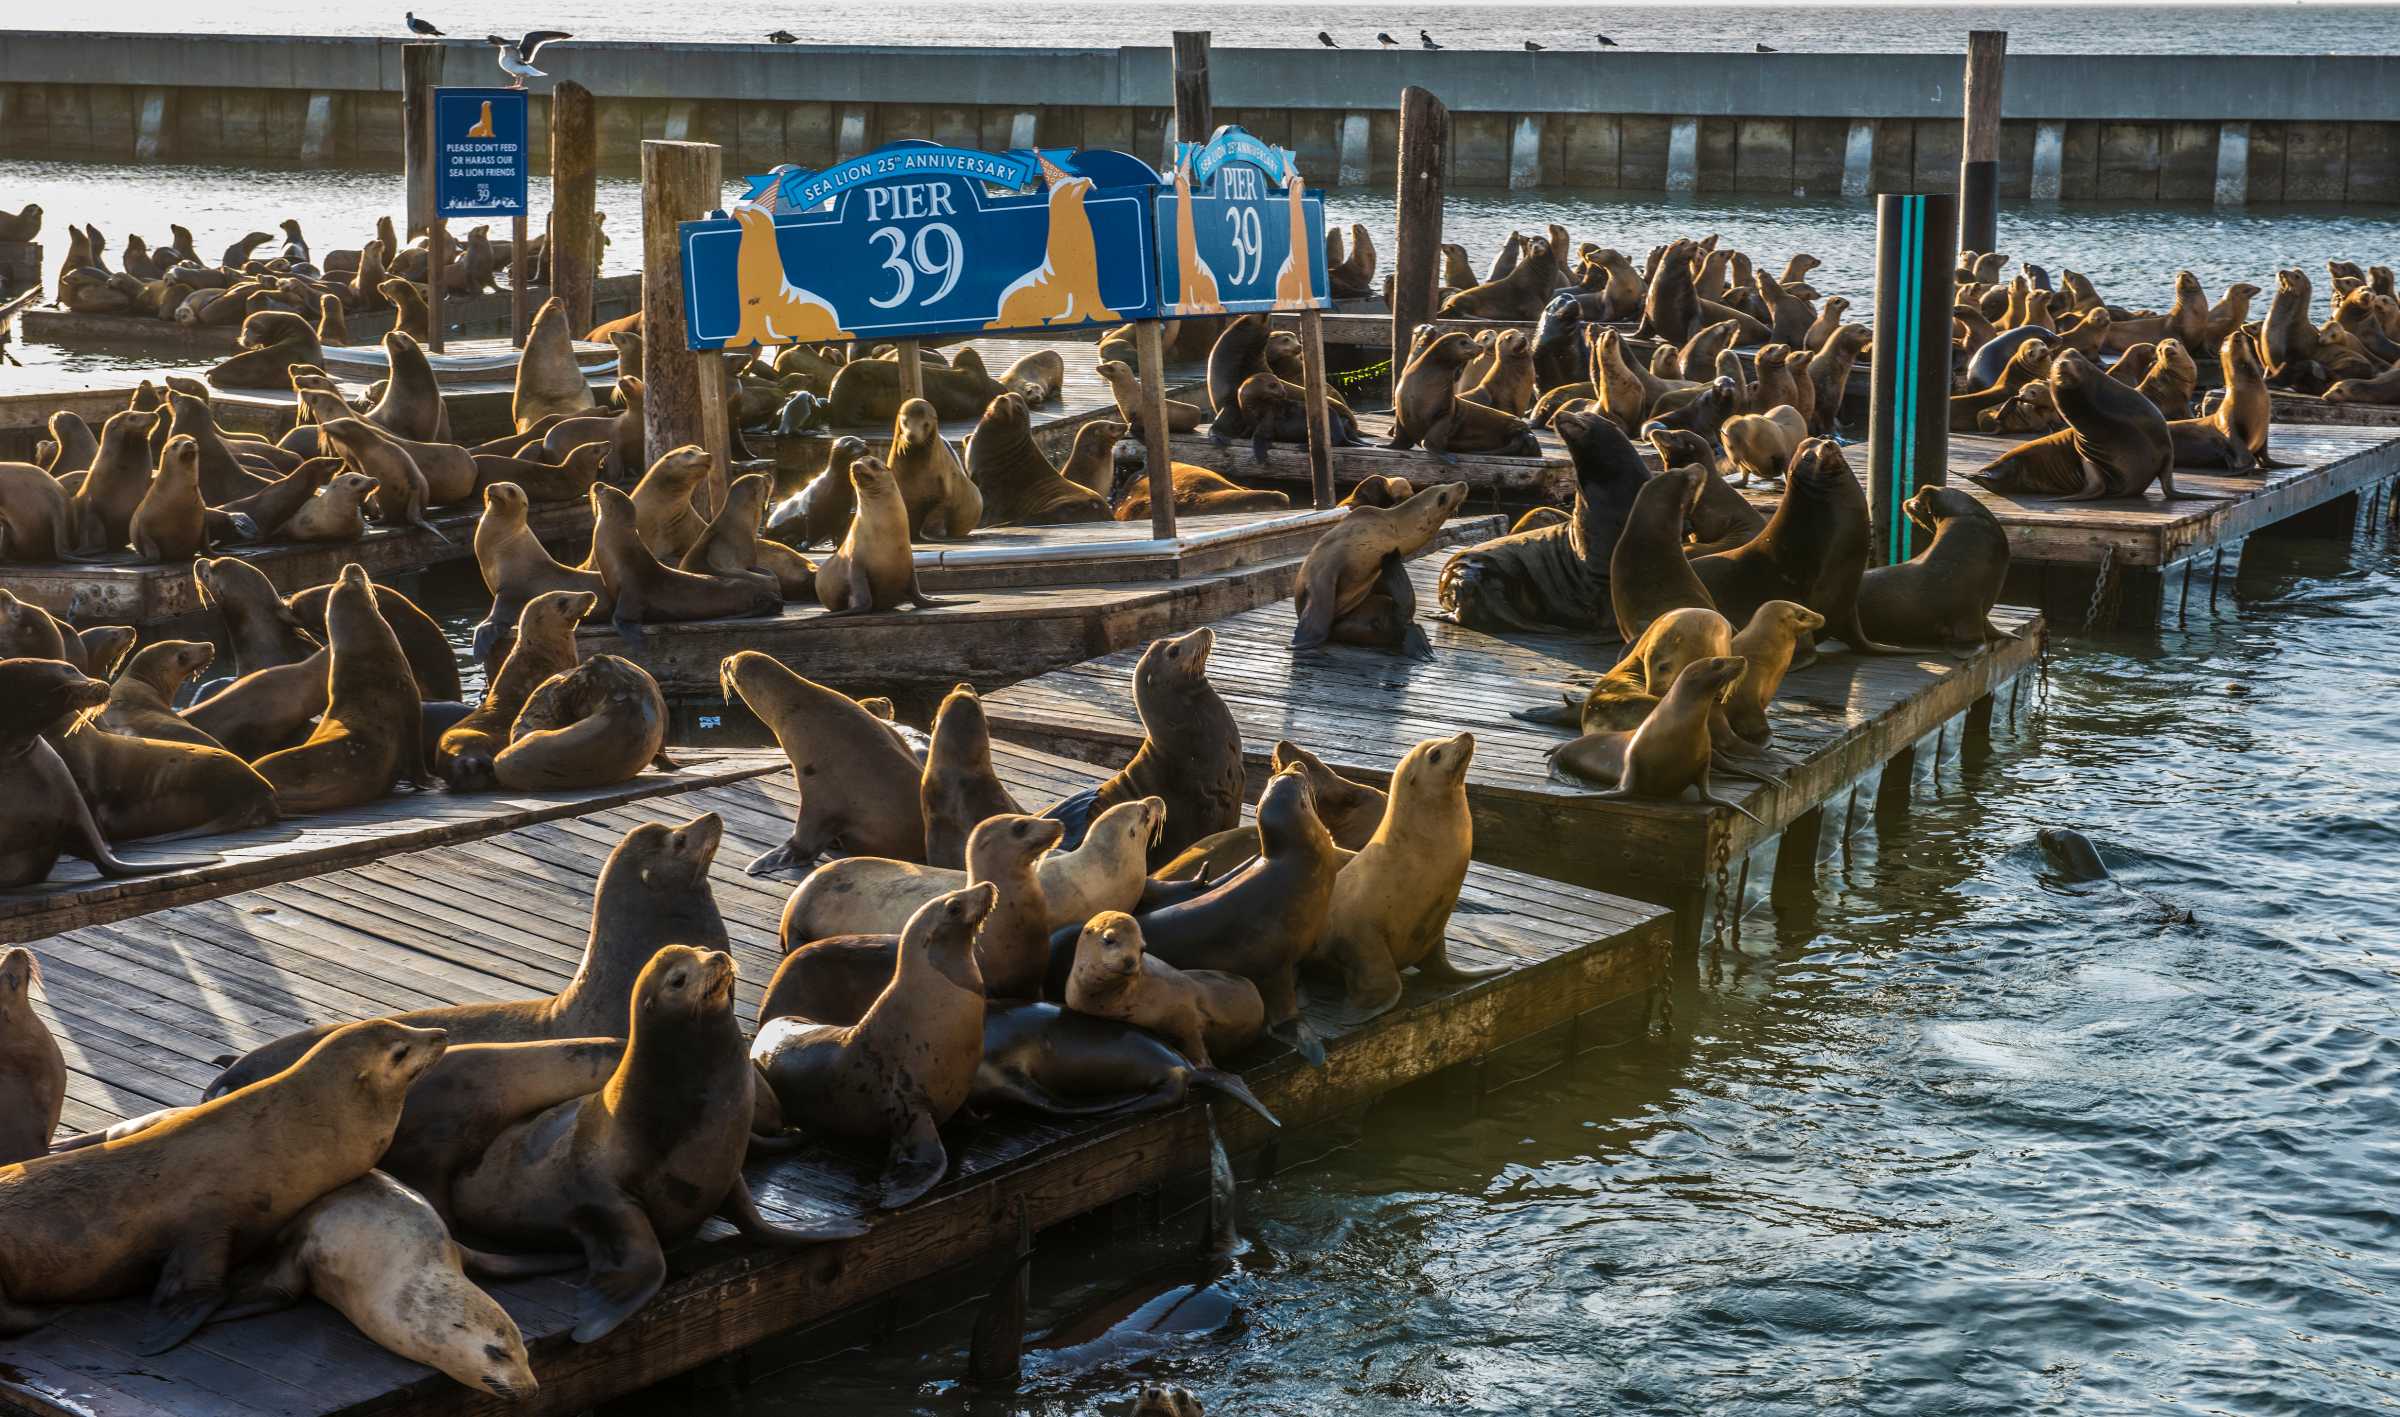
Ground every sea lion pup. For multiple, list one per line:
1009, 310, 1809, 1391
1096, 357, 1205, 435
1294, 479, 1468, 651
471, 480, 612, 661
0, 949, 64, 1166
815, 455, 957, 614
491, 653, 670, 792
1106, 440, 1293, 521
587, 484, 781, 644
965, 393, 1113, 526
365, 329, 450, 443
765, 435, 868, 552
0, 1018, 446, 1352
886, 397, 983, 539
252, 563, 428, 814
512, 295, 596, 431
1548, 656, 1762, 823
318, 416, 439, 536
95, 639, 225, 749
921, 682, 1022, 870
679, 470, 814, 600
1969, 348, 2214, 502
207, 811, 728, 1099
1388, 331, 1540, 462
755, 884, 996, 1209
1042, 627, 1242, 862
1858, 487, 2013, 650
723, 650, 926, 873
1459, 327, 1537, 415
437, 588, 594, 789
209, 1174, 543, 1401
1608, 461, 1716, 645
1064, 912, 1264, 1069
0, 661, 217, 887
451, 945, 867, 1345
1717, 600, 1825, 749
207, 309, 324, 390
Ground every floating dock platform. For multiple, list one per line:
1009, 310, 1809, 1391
17, 274, 644, 358
0, 740, 1671, 1417
1170, 409, 1576, 505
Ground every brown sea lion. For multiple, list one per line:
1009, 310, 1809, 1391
1720, 600, 1827, 748
41, 413, 97, 480
1609, 461, 1715, 645
1389, 332, 1540, 461
491, 654, 669, 793
0, 661, 216, 887
1340, 474, 1416, 510
513, 295, 597, 431
1041, 627, 1241, 865
319, 416, 439, 535
1548, 656, 1760, 822
1096, 358, 1205, 436
998, 347, 1066, 404
207, 310, 323, 391
1293, 480, 1468, 650
95, 640, 223, 749
886, 397, 983, 539
181, 651, 329, 761
449, 945, 865, 1343
472, 439, 608, 505
280, 469, 378, 541
620, 444, 713, 563
1697, 438, 1914, 655
127, 435, 210, 561
587, 483, 781, 644
437, 588, 594, 790
1802, 325, 1871, 433
965, 393, 1113, 525
365, 330, 450, 443
764, 434, 867, 550
816, 455, 957, 614
1064, 912, 1263, 1069
2137, 338, 2199, 421
471, 480, 611, 662
1858, 486, 2013, 650
218, 454, 339, 538
827, 350, 1004, 424
49, 696, 279, 843
1969, 348, 2204, 502
64, 409, 161, 552
1105, 441, 1292, 521
678, 470, 814, 600
541, 376, 643, 481
252, 563, 428, 813
1720, 404, 1811, 491
921, 682, 1023, 870
1313, 732, 1494, 1020
1514, 605, 1732, 735
754, 884, 996, 1208
0, 950, 63, 1166
285, 576, 462, 702
0, 461, 70, 563
1459, 328, 1536, 415
1440, 235, 1559, 321
723, 651, 926, 874
1636, 237, 1701, 345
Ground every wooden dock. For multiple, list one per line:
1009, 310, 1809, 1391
980, 556, 2044, 911
16, 275, 644, 358
1171, 408, 1575, 504
0, 750, 782, 947
2268, 393, 2400, 431
580, 511, 1505, 696
0, 740, 1671, 1417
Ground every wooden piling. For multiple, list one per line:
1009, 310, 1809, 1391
1298, 306, 1336, 508
550, 80, 598, 334
509, 213, 527, 348
1135, 319, 1179, 540
1172, 31, 1213, 146
640, 139, 724, 478
895, 339, 924, 400
1959, 31, 2008, 256
400, 43, 443, 240
1392, 87, 1450, 372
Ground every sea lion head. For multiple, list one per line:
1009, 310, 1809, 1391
644, 445, 711, 493
634, 944, 738, 1026
1787, 438, 1853, 493
78, 626, 137, 679
524, 587, 599, 638
590, 482, 638, 536
1746, 600, 1826, 647
325, 470, 380, 508
1903, 485, 1984, 537
1235, 370, 1293, 416
4, 658, 109, 734
965, 813, 1064, 880
616, 811, 724, 900
1133, 625, 1214, 698
0, 946, 37, 1011
158, 434, 200, 485
1254, 765, 1332, 856
482, 480, 530, 520
1130, 1384, 1205, 1417
893, 397, 940, 448
1071, 910, 1146, 987
325, 1017, 449, 1096
906, 882, 997, 991
1494, 328, 1530, 360
1085, 795, 1166, 856
2174, 270, 2202, 303
846, 454, 899, 503
981, 392, 1032, 437
824, 434, 870, 478
1645, 427, 1716, 474
1681, 654, 1751, 705
0, 589, 57, 659
1396, 731, 1475, 800
130, 638, 215, 695
2049, 347, 2100, 402
1263, 329, 1303, 366
2153, 339, 2197, 386
722, 472, 772, 529
318, 415, 376, 456
1419, 331, 1480, 370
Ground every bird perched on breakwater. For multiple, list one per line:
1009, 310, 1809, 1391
1318, 31, 1338, 47
1595, 33, 1618, 47
1420, 29, 1442, 49
1377, 32, 1398, 48
406, 11, 442, 35
488, 30, 571, 87
1755, 42, 1778, 52
1524, 39, 1544, 51
768, 29, 798, 43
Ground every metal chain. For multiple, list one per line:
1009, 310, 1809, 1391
1704, 823, 1733, 988
2082, 542, 2116, 631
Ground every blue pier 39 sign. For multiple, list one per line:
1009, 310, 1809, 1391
1156, 126, 1330, 317
434, 88, 529, 218
677, 142, 1162, 349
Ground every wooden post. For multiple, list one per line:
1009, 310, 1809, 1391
427, 215, 446, 353
697, 354, 730, 517
1171, 32, 1213, 146
896, 339, 924, 400
1298, 307, 1336, 509
1392, 87, 1449, 375
641, 139, 725, 486
550, 80, 598, 333
1959, 31, 2007, 257
1134, 320, 1179, 541
1867, 192, 1955, 566
509, 213, 528, 348
401, 43, 443, 240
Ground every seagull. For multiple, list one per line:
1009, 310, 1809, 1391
1318, 31, 1338, 47
1524, 39, 1544, 51
767, 29, 798, 43
405, 11, 443, 35
1755, 42, 1777, 52
1377, 31, 1398, 47
1420, 29, 1442, 49
1595, 33, 1618, 47
488, 30, 570, 87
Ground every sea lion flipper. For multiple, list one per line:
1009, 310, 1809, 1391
1266, 1015, 1328, 1069
459, 1246, 583, 1281
0, 1289, 59, 1339
1188, 1068, 1281, 1128
567, 1199, 667, 1344
878, 1109, 950, 1210
1043, 788, 1100, 853
719, 1174, 870, 1245
1413, 946, 1509, 986
745, 838, 805, 878
1510, 693, 1584, 729
138, 1235, 233, 1355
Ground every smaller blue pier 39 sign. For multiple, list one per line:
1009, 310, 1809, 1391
1156, 126, 1330, 318
677, 142, 1162, 349
433, 88, 529, 218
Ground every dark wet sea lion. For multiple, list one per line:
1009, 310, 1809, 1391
0, 661, 214, 888
2037, 827, 2108, 882
921, 682, 1022, 871
971, 1002, 1278, 1126
724, 651, 925, 874
965, 393, 1112, 526
491, 654, 669, 792
252, 564, 427, 813
1695, 438, 1914, 655
1041, 627, 1241, 864
1609, 461, 1715, 645
1857, 487, 2013, 649
1437, 409, 1645, 635
1969, 348, 2202, 502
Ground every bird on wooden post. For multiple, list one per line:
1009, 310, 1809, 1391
1318, 31, 1338, 47
1420, 28, 1443, 49
489, 30, 571, 87
1755, 42, 1778, 52
405, 11, 443, 35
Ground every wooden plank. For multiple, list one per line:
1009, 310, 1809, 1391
1172, 409, 1574, 500
2269, 393, 2400, 430
982, 556, 2046, 903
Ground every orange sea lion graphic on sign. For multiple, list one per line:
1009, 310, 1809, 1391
1171, 160, 1224, 314
987, 155, 1119, 329
465, 101, 496, 138
728, 204, 852, 346
1274, 162, 1315, 308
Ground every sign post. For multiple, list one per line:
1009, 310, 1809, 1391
1868, 191, 1957, 566
431, 86, 530, 353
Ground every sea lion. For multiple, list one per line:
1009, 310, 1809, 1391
921, 682, 1023, 870
1697, 438, 1914, 656
2137, 338, 2199, 420
724, 651, 926, 873
587, 483, 781, 643
491, 654, 669, 792
1423, 408, 1634, 638
1636, 237, 1701, 345
0, 950, 63, 1166
1609, 461, 1715, 644
754, 884, 996, 1208
1223, 371, 1368, 464
1950, 337, 2054, 433
181, 652, 328, 760
1064, 912, 1264, 1068
94, 639, 223, 749
1293, 480, 1468, 651
1096, 358, 1205, 436
971, 1002, 1278, 1124
1719, 600, 1827, 748
816, 455, 957, 614
678, 470, 814, 600
449, 945, 865, 1344
1548, 656, 1760, 822
472, 439, 608, 505
319, 416, 439, 535
205, 812, 729, 1098
1203, 314, 1301, 438
1389, 331, 1540, 461
125, 434, 210, 561
764, 434, 867, 550
0, 660, 215, 888
207, 310, 324, 391
211, 1173, 543, 1400
279, 468, 377, 541
1042, 627, 1241, 862
621, 444, 713, 563
471, 480, 612, 662
252, 563, 428, 813
1459, 328, 1536, 415
365, 330, 450, 443
513, 295, 596, 431
1313, 732, 1493, 1019
825, 350, 1002, 425
0, 464, 71, 563
1340, 474, 1417, 510
285, 576, 462, 702
542, 376, 642, 481
1802, 325, 1871, 433
0, 1018, 446, 1352
2037, 827, 2109, 882
192, 556, 315, 679
1106, 440, 1292, 521
2212, 330, 2283, 461
65, 409, 163, 552
0, 593, 67, 664
1514, 604, 1733, 736
218, 453, 338, 537
1439, 235, 1559, 321
1969, 348, 2202, 502
886, 398, 983, 539
437, 588, 594, 789
41, 413, 97, 479
965, 393, 1113, 525
1857, 486, 2013, 649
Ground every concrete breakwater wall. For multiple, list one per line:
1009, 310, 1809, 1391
2, 33, 2396, 203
